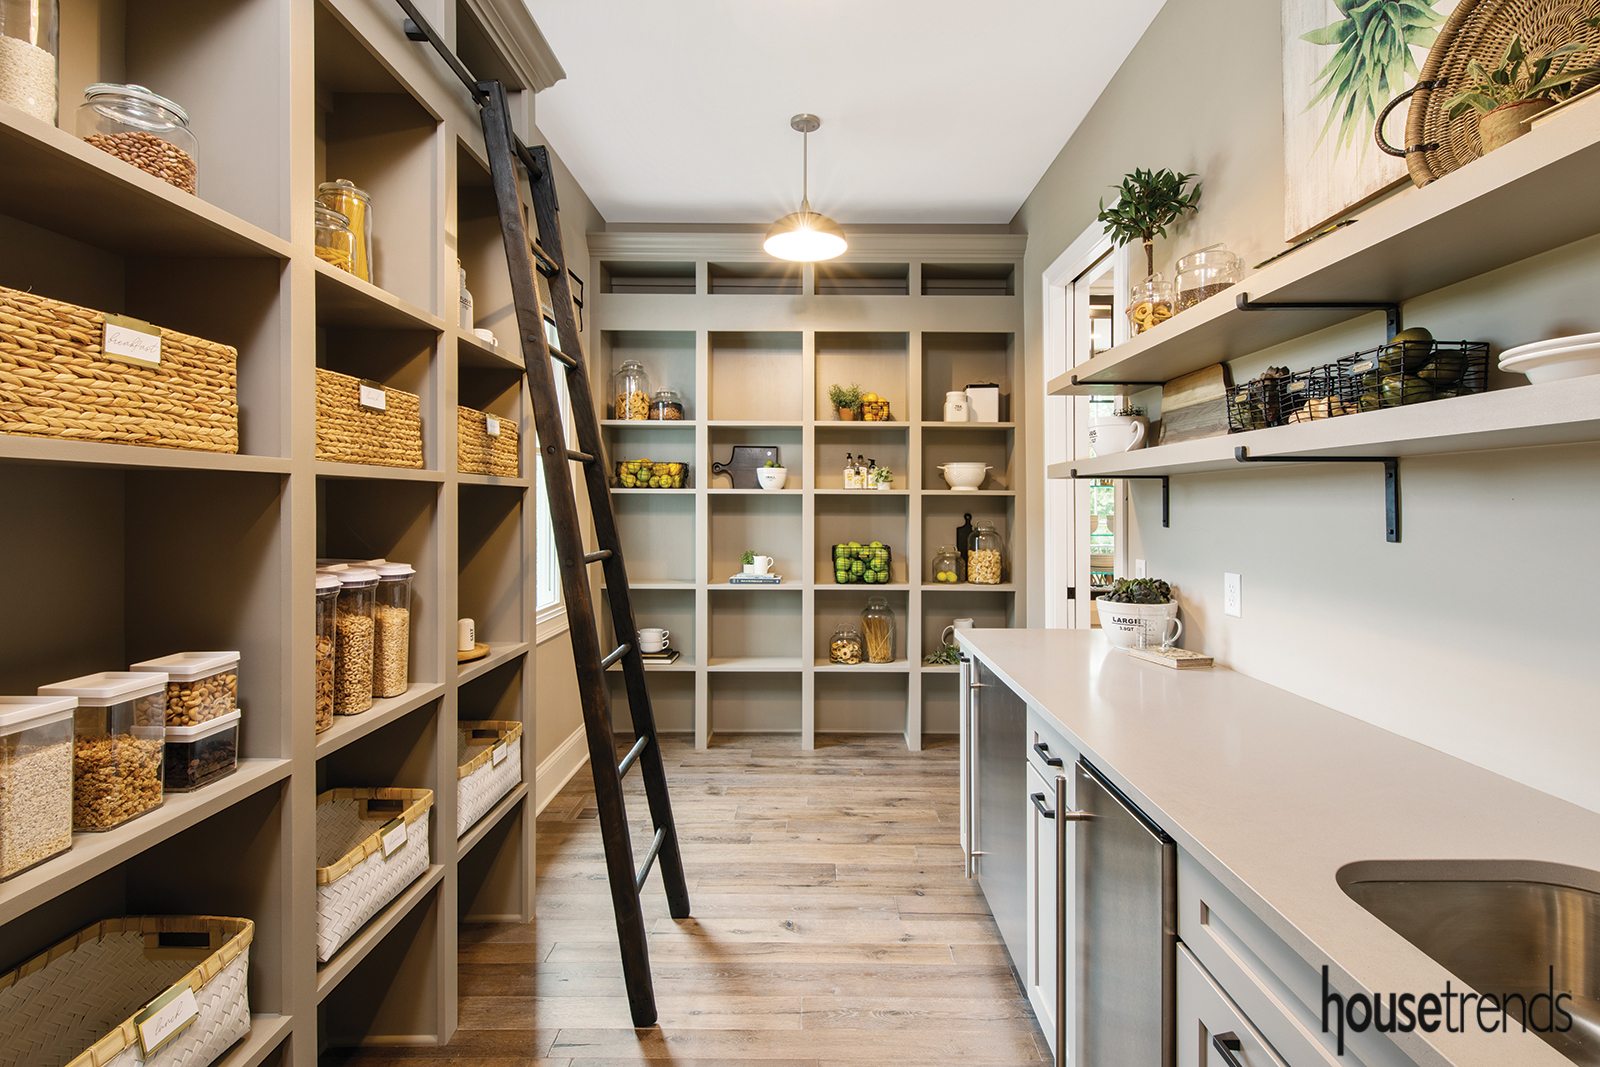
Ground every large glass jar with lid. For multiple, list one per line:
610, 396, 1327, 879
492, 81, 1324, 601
861, 596, 895, 664
611, 359, 652, 421
314, 204, 356, 274
648, 387, 684, 420
967, 520, 1005, 584
829, 627, 863, 665
77, 83, 198, 193
931, 545, 962, 584
1126, 273, 1173, 335
317, 180, 373, 282
0, 0, 58, 124
1175, 244, 1242, 311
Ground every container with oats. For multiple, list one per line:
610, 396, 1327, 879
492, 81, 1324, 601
334, 568, 379, 715
38, 672, 166, 832
373, 563, 414, 698
0, 695, 74, 880
0, 0, 58, 124
129, 649, 239, 726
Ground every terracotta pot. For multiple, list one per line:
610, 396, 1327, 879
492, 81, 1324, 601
836, 407, 857, 421
1478, 99, 1552, 152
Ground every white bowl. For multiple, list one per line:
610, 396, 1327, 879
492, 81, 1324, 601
1498, 331, 1600, 362
1498, 340, 1600, 384
937, 462, 991, 490
756, 466, 787, 490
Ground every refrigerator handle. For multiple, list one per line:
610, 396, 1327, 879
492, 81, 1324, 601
960, 655, 976, 878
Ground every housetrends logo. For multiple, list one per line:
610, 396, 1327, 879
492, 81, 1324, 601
1322, 966, 1575, 1055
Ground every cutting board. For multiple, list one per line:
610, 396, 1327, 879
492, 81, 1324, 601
1157, 363, 1233, 445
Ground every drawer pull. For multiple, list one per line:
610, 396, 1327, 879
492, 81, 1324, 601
1033, 741, 1064, 767
1212, 1032, 1246, 1067
1031, 791, 1094, 821
1030, 791, 1055, 819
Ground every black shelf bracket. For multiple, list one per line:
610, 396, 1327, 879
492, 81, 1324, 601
1235, 293, 1402, 342
1069, 375, 1165, 389
1068, 470, 1169, 528
1234, 447, 1401, 542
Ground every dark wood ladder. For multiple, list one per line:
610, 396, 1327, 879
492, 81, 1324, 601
394, 2, 691, 1027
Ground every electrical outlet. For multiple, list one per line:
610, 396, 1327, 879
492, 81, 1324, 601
1224, 573, 1242, 618
1135, 559, 1147, 578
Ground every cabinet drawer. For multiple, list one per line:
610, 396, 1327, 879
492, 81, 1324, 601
1027, 708, 1077, 778
1178, 943, 1289, 1067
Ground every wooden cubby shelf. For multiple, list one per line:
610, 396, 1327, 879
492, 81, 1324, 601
315, 863, 447, 1000
457, 643, 530, 685
0, 437, 294, 474
216, 1015, 293, 1067
316, 684, 447, 757
457, 783, 531, 860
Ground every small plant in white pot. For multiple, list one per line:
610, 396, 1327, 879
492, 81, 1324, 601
875, 466, 894, 490
756, 459, 787, 490
1096, 578, 1182, 649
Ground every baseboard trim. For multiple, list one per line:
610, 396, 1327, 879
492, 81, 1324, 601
462, 912, 523, 923
536, 725, 590, 814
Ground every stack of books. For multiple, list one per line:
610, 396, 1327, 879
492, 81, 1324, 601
640, 648, 681, 664
728, 573, 783, 585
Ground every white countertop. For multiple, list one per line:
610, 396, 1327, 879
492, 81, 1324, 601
957, 627, 1599, 1067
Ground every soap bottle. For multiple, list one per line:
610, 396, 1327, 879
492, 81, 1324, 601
844, 453, 856, 489
867, 459, 878, 490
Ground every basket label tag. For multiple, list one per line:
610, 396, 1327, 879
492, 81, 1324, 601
358, 380, 388, 412
380, 817, 408, 857
135, 981, 198, 1057
102, 314, 162, 368
492, 741, 508, 766
485, 416, 500, 437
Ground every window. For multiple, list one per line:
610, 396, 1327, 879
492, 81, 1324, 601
535, 313, 569, 635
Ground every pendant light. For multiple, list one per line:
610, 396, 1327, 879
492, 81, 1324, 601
764, 114, 847, 262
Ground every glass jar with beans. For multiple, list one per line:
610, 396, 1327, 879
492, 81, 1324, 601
77, 83, 198, 194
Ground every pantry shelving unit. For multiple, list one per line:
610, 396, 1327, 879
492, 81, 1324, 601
590, 234, 1027, 750
0, 0, 564, 1060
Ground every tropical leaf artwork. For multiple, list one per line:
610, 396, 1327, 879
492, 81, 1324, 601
1300, 0, 1444, 160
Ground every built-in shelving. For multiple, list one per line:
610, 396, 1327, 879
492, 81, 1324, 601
315, 684, 447, 757
315, 864, 447, 1000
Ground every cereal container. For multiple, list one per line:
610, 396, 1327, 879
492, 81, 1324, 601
967, 520, 1005, 584
315, 572, 340, 733
38, 673, 166, 832
373, 563, 414, 698
0, 695, 74, 880
164, 709, 240, 792
334, 568, 379, 715
129, 650, 239, 726
76, 83, 198, 194
611, 359, 652, 421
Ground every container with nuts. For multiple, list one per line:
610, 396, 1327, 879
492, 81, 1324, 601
334, 568, 379, 716
38, 673, 167, 832
76, 84, 199, 194
0, 696, 75, 881
315, 572, 340, 733
967, 519, 1005, 585
130, 650, 239, 726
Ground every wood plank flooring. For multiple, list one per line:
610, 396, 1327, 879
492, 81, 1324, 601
330, 734, 1047, 1065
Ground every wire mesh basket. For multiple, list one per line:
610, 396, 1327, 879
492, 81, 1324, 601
830, 543, 893, 584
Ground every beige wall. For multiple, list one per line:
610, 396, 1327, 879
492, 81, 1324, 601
1013, 0, 1600, 814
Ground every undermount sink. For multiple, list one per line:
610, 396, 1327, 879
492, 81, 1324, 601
1339, 860, 1600, 1065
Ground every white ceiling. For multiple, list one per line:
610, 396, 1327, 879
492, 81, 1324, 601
522, 1, 1165, 225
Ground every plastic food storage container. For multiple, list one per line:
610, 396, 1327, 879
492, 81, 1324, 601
931, 545, 962, 584
314, 203, 356, 274
861, 597, 895, 664
38, 673, 166, 831
1175, 244, 1242, 311
0, 0, 58, 124
648, 388, 684, 420
611, 359, 652, 421
373, 563, 414, 698
130, 650, 238, 726
316, 572, 339, 733
317, 179, 373, 282
0, 695, 74, 880
334, 568, 379, 716
76, 83, 197, 194
968, 520, 1005, 584
828, 628, 863, 665
163, 709, 239, 792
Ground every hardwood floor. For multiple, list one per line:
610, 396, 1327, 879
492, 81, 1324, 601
333, 733, 1047, 1065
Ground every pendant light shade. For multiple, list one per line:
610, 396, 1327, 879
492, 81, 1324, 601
766, 114, 846, 262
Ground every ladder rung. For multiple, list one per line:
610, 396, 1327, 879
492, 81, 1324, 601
617, 734, 651, 778
583, 549, 613, 565
548, 346, 577, 368
635, 826, 666, 894
600, 642, 630, 670
566, 448, 594, 463
532, 243, 561, 278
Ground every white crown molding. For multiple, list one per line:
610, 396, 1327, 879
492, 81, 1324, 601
470, 0, 567, 91
587, 230, 1027, 262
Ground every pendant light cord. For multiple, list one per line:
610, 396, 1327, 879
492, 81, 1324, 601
801, 129, 810, 213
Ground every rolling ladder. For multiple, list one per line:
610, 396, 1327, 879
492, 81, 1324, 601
395, 2, 691, 1027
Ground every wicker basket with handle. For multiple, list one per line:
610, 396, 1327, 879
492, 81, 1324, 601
315, 368, 424, 469
456, 406, 519, 477
315, 787, 432, 962
0, 286, 238, 453
456, 721, 522, 836
0, 915, 252, 1067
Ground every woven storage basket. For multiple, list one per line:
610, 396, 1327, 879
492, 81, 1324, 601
0, 915, 252, 1067
456, 406, 519, 477
456, 721, 523, 837
315, 368, 424, 469
1400, 0, 1600, 185
0, 286, 238, 453
315, 787, 432, 963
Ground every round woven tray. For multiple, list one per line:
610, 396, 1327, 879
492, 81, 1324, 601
1400, 0, 1600, 185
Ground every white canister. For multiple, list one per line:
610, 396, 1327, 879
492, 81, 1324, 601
457, 618, 476, 652
944, 391, 971, 422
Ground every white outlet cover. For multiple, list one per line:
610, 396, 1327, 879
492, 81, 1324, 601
1135, 559, 1146, 578
1224, 573, 1242, 618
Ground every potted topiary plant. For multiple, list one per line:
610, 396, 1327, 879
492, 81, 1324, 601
1446, 36, 1600, 152
756, 458, 787, 490
875, 466, 894, 490
828, 382, 863, 421
1098, 168, 1202, 334
1095, 578, 1182, 649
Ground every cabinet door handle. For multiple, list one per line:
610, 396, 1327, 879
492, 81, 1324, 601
968, 682, 989, 689
1030, 791, 1055, 819
1033, 741, 1064, 767
1212, 1031, 1246, 1067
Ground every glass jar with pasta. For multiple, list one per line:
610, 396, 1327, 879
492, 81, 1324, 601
860, 597, 895, 664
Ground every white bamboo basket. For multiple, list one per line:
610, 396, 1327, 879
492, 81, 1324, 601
456, 721, 522, 837
0, 915, 252, 1067
315, 788, 433, 963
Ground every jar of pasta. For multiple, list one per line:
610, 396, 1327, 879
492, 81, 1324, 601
317, 179, 373, 282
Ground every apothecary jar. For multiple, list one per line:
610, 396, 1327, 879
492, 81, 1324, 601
611, 359, 652, 421
77, 83, 198, 194
931, 545, 962, 584
829, 628, 863, 665
967, 520, 1004, 584
1175, 244, 1241, 311
861, 597, 895, 664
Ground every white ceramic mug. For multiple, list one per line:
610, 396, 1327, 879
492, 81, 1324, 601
637, 627, 670, 653
941, 618, 976, 645
1088, 415, 1149, 455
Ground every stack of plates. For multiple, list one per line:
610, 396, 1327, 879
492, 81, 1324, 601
1498, 332, 1600, 383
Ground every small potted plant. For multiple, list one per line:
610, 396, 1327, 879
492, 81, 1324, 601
828, 382, 863, 421
874, 466, 894, 490
1088, 405, 1148, 455
756, 458, 787, 490
1096, 578, 1181, 649
1445, 35, 1600, 152
1097, 168, 1201, 335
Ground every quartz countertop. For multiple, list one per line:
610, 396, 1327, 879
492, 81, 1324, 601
956, 627, 1599, 1067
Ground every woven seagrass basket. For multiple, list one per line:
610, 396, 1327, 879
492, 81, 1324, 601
315, 368, 423, 468
314, 787, 432, 963
456, 721, 522, 837
456, 406, 519, 477
0, 286, 238, 453
0, 915, 253, 1067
